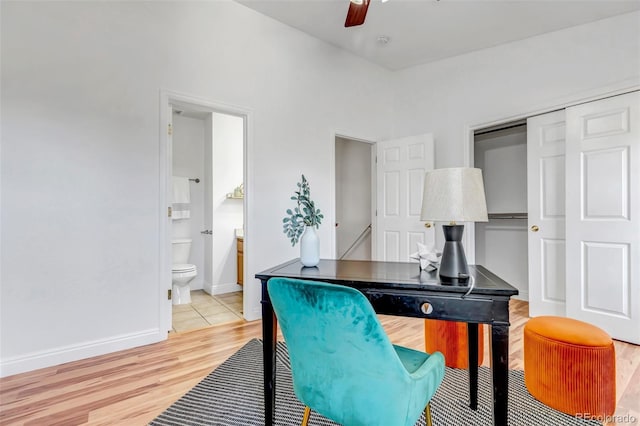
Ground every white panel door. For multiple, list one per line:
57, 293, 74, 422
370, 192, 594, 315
527, 110, 567, 317
566, 91, 640, 344
163, 104, 174, 333
375, 134, 434, 262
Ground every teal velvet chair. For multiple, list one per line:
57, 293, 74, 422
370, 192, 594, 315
267, 277, 445, 426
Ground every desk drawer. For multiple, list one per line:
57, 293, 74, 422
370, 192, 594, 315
365, 291, 494, 323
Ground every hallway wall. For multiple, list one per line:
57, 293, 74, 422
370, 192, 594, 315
335, 138, 372, 261
210, 113, 243, 294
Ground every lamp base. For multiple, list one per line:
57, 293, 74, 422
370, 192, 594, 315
439, 224, 470, 285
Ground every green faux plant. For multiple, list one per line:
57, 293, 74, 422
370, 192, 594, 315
283, 174, 324, 246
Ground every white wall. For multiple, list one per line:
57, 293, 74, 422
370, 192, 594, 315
392, 11, 640, 169
210, 112, 243, 294
172, 113, 205, 290
335, 138, 372, 260
392, 11, 640, 257
0, 1, 393, 376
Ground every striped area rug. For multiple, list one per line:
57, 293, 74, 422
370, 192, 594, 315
150, 339, 600, 426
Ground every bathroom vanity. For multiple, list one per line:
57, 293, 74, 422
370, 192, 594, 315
236, 236, 243, 286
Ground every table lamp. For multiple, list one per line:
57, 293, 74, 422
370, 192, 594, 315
420, 167, 488, 284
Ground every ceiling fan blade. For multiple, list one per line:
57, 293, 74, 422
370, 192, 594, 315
344, 0, 370, 28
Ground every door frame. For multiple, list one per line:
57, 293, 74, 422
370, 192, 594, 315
159, 90, 252, 331
330, 132, 378, 260
463, 84, 640, 264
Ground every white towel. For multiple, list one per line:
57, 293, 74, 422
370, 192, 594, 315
172, 176, 191, 220
172, 205, 191, 220
172, 176, 191, 203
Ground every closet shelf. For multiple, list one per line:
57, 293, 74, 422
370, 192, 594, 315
488, 212, 528, 220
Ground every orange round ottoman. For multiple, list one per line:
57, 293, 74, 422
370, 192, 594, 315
424, 319, 484, 369
524, 316, 616, 418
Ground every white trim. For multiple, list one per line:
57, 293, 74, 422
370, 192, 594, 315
328, 132, 337, 259
158, 90, 172, 334
370, 145, 378, 260
242, 105, 257, 320
159, 90, 256, 322
514, 291, 529, 302
463, 82, 640, 262
206, 282, 243, 295
0, 328, 163, 378
163, 90, 251, 118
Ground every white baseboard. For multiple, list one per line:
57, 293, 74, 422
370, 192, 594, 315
245, 307, 262, 322
513, 291, 529, 302
204, 281, 243, 295
0, 328, 165, 378
190, 277, 205, 291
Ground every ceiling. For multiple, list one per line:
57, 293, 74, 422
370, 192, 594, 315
236, 0, 640, 70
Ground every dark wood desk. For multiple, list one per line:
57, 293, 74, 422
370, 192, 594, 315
256, 259, 519, 426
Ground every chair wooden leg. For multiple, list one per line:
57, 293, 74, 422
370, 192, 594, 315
424, 402, 433, 426
301, 406, 311, 426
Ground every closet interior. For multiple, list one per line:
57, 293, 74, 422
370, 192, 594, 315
474, 121, 529, 301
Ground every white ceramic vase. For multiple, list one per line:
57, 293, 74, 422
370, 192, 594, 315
299, 226, 320, 267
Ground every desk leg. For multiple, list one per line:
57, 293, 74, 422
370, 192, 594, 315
467, 323, 479, 411
490, 324, 509, 426
261, 279, 277, 426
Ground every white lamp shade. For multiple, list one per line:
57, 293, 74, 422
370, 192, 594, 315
420, 167, 488, 222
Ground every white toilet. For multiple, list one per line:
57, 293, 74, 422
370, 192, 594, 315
172, 238, 198, 305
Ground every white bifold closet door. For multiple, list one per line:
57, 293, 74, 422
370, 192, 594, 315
528, 91, 639, 344
527, 110, 567, 317
375, 134, 434, 262
565, 91, 640, 344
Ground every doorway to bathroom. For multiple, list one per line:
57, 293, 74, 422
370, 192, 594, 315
160, 92, 247, 334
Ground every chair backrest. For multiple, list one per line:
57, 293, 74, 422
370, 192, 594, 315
268, 277, 438, 426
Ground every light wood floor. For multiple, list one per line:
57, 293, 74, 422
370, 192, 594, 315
172, 290, 243, 332
1, 300, 638, 425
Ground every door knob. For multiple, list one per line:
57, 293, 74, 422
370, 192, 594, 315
530, 225, 539, 232
200, 230, 212, 235
424, 222, 432, 229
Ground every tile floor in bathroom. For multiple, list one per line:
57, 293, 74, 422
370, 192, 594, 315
171, 290, 243, 333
